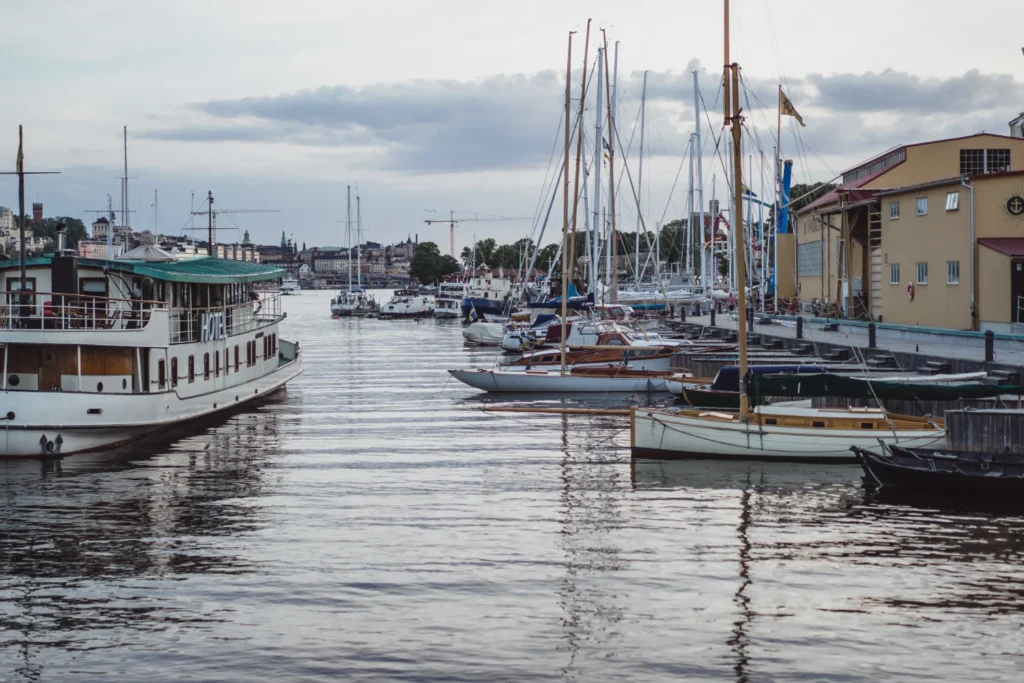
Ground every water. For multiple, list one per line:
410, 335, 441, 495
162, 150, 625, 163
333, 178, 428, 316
2, 291, 1023, 681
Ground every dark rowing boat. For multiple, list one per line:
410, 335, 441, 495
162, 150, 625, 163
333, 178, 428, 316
852, 444, 1024, 499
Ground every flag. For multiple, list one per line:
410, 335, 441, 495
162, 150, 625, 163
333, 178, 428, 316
780, 89, 805, 126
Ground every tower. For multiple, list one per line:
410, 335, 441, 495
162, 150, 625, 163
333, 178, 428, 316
32, 202, 43, 222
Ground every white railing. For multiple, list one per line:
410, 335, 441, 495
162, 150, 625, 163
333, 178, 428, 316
169, 291, 283, 344
0, 292, 158, 331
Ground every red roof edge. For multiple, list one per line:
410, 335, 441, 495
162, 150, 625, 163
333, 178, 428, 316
978, 238, 1024, 257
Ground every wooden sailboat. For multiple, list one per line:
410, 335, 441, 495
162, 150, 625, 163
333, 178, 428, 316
630, 1, 946, 461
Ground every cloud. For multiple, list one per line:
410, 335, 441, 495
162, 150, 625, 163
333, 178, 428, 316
139, 67, 1023, 178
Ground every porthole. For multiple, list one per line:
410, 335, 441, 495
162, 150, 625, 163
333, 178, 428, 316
6, 411, 14, 420
122, 378, 128, 390
8, 374, 19, 387
97, 382, 104, 392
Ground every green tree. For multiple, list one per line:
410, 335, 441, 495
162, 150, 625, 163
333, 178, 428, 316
476, 238, 497, 266
535, 243, 559, 271
439, 254, 461, 278
410, 241, 443, 284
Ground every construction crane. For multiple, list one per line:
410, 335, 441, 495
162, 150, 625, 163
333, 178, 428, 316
191, 190, 280, 254
424, 211, 533, 258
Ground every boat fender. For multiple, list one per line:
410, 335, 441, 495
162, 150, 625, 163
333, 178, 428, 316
907, 282, 915, 301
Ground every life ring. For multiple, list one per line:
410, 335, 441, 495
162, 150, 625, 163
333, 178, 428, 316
907, 282, 915, 301
797, 281, 802, 295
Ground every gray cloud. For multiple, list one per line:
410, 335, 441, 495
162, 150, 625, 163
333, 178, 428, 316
140, 67, 1023, 176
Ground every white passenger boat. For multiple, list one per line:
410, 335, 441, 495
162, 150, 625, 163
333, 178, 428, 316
280, 276, 301, 295
379, 289, 434, 319
0, 242, 303, 458
435, 281, 469, 319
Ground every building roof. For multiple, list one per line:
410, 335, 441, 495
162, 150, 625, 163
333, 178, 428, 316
0, 255, 283, 284
798, 165, 894, 215
978, 238, 1024, 257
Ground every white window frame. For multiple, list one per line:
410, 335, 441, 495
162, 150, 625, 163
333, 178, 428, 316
947, 260, 960, 285
889, 201, 900, 220
916, 261, 928, 285
889, 263, 900, 285
916, 197, 928, 216
945, 191, 960, 211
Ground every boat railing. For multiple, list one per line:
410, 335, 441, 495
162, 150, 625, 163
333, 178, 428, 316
0, 291, 162, 331
169, 291, 284, 344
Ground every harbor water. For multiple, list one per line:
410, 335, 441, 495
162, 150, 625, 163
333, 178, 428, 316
2, 291, 1023, 681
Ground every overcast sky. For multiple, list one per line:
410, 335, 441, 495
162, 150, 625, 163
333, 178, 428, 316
2, 0, 1023, 253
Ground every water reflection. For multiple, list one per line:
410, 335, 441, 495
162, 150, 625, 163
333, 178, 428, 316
0, 399, 284, 681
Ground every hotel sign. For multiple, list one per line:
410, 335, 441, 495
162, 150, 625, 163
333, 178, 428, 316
201, 312, 226, 342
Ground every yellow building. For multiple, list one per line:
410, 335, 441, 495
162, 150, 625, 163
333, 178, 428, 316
783, 132, 1024, 331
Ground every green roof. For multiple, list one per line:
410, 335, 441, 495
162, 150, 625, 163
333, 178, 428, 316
0, 255, 283, 284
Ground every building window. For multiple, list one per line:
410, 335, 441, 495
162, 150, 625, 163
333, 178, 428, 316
171, 358, 178, 388
960, 148, 1011, 175
889, 201, 900, 220
947, 260, 960, 285
204, 353, 210, 380
890, 263, 900, 285
188, 356, 195, 383
916, 262, 928, 285
945, 191, 960, 211
158, 359, 166, 390
916, 197, 928, 215
797, 241, 822, 277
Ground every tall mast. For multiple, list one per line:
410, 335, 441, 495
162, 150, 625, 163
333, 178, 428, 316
694, 70, 706, 300
207, 190, 214, 254
356, 192, 362, 288
346, 184, 352, 289
17, 127, 26, 293
592, 47, 604, 299
687, 133, 695, 274
559, 31, 574, 375
609, 40, 619, 303
123, 126, 130, 256
569, 20, 590, 290
636, 70, 647, 286
726, 4, 750, 419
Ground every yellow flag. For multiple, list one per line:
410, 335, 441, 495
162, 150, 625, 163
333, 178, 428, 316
780, 89, 805, 126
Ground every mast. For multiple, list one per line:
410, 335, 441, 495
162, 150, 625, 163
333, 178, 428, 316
610, 40, 619, 303
17, 127, 26, 293
694, 70, 706, 302
592, 47, 604, 299
569, 20, 590, 291
207, 190, 214, 255
356, 193, 362, 288
727, 25, 750, 418
559, 31, 574, 375
687, 133, 695, 274
636, 70, 647, 286
346, 184, 352, 290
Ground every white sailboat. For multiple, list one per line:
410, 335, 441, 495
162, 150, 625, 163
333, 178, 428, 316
631, 2, 945, 461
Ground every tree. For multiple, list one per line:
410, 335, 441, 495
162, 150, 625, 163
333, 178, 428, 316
475, 238, 497, 267
410, 241, 444, 284
788, 182, 837, 214
439, 254, 461, 278
535, 243, 559, 271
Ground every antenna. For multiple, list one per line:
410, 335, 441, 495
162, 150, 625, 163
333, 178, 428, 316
190, 191, 280, 256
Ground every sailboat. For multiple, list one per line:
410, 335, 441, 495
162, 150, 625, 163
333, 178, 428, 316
630, 1, 945, 462
331, 186, 378, 317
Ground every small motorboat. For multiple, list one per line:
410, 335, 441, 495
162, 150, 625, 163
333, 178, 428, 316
852, 444, 1024, 499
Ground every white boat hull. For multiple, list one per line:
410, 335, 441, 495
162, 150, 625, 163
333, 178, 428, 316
448, 368, 669, 393
0, 355, 303, 458
631, 408, 945, 463
433, 308, 462, 319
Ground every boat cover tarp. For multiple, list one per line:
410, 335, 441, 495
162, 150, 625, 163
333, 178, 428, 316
750, 372, 1024, 401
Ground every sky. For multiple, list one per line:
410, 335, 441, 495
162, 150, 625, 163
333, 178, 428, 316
1, 0, 1023, 255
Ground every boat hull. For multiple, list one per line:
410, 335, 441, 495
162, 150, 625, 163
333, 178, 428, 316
855, 446, 1024, 498
449, 368, 669, 393
631, 409, 945, 463
433, 309, 462, 319
0, 355, 303, 458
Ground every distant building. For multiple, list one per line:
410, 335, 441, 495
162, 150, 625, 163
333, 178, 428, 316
31, 202, 42, 223
1012, 111, 1024, 139
214, 243, 260, 262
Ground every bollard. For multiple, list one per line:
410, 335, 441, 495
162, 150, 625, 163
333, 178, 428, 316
868, 322, 876, 349
796, 316, 804, 339
680, 305, 686, 322
710, 308, 716, 327
985, 329, 994, 362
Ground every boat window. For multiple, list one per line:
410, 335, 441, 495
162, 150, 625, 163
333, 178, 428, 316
764, 418, 777, 425
188, 356, 195, 383
204, 353, 211, 380
158, 359, 166, 389
215, 351, 220, 377
235, 345, 240, 372
171, 358, 178, 387
812, 421, 826, 428
860, 422, 874, 429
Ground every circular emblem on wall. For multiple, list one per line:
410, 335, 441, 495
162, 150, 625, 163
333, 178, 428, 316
1008, 195, 1024, 218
